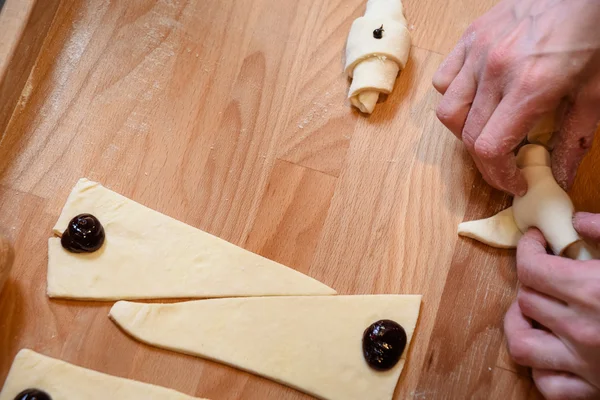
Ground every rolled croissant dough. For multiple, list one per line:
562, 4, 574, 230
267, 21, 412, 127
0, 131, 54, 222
527, 113, 556, 148
48, 178, 335, 300
458, 145, 597, 260
110, 295, 422, 400
345, 0, 411, 114
0, 349, 206, 400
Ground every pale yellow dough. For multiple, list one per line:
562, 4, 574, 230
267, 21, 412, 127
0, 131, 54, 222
47, 178, 336, 300
527, 113, 555, 148
458, 145, 598, 260
457, 207, 521, 249
110, 295, 422, 400
0, 349, 207, 400
345, 0, 411, 114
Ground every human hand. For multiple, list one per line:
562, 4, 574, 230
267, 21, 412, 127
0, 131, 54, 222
504, 212, 600, 399
433, 0, 600, 195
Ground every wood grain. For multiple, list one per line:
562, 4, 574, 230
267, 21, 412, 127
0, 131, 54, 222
414, 175, 516, 398
403, 0, 498, 55
0, 0, 32, 67
0, 233, 13, 294
487, 367, 533, 400
0, 0, 597, 399
0, 0, 61, 139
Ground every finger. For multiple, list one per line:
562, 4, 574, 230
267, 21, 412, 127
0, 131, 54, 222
533, 369, 599, 400
436, 66, 477, 138
461, 80, 502, 185
470, 92, 539, 196
517, 229, 581, 302
504, 299, 533, 332
470, 152, 495, 186
508, 329, 580, 372
574, 212, 600, 243
552, 97, 600, 190
433, 41, 467, 94
517, 286, 571, 337
504, 301, 580, 373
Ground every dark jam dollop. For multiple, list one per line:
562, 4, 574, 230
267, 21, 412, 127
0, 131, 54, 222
373, 25, 384, 39
362, 319, 407, 371
14, 389, 52, 400
61, 213, 105, 253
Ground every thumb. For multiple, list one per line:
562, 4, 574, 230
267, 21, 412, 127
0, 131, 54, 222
552, 96, 600, 190
573, 212, 600, 244
517, 228, 548, 259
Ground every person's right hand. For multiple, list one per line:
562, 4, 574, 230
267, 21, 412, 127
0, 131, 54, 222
433, 0, 600, 195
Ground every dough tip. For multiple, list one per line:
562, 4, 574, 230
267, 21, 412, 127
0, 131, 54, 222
109, 300, 135, 321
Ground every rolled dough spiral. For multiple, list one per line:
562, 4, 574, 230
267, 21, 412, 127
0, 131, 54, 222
344, 0, 411, 114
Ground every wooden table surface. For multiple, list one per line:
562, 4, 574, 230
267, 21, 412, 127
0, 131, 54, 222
1, 0, 599, 399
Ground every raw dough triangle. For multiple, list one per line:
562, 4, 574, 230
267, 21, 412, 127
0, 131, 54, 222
0, 349, 207, 399
47, 178, 335, 300
110, 295, 422, 400
457, 207, 522, 249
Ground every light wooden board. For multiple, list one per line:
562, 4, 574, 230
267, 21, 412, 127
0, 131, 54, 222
0, 0, 61, 140
1, 0, 599, 398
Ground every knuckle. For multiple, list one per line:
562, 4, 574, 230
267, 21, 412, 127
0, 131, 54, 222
514, 66, 562, 105
473, 32, 489, 49
432, 75, 446, 93
461, 128, 478, 152
485, 47, 508, 76
516, 291, 531, 313
506, 336, 532, 365
436, 101, 466, 133
461, 20, 489, 52
516, 251, 544, 286
473, 136, 498, 161
518, 64, 546, 88
435, 102, 454, 125
567, 320, 600, 348
463, 21, 480, 40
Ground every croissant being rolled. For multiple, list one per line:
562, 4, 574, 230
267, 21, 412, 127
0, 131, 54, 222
344, 0, 411, 114
458, 144, 599, 261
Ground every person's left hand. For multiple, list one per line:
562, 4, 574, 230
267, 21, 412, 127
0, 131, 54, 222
504, 213, 600, 399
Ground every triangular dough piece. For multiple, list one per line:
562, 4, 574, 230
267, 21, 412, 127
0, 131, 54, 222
0, 349, 207, 400
457, 207, 522, 249
48, 178, 335, 300
110, 295, 422, 400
